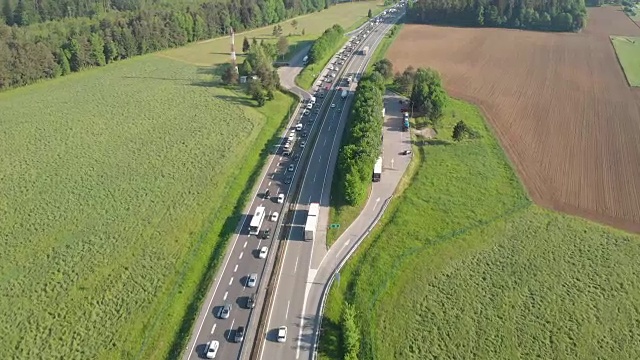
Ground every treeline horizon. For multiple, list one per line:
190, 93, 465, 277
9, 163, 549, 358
407, 0, 588, 32
0, 0, 361, 91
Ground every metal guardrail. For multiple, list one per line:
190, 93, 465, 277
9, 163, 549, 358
311, 197, 392, 360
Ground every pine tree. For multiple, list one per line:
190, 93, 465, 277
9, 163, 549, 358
368, 8, 373, 18
13, 0, 28, 26
56, 49, 71, 75
2, 0, 12, 25
242, 37, 250, 53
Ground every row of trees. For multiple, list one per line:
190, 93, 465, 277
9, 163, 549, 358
0, 0, 337, 91
335, 72, 386, 206
341, 302, 360, 360
407, 0, 587, 32
1, 0, 336, 26
308, 24, 344, 65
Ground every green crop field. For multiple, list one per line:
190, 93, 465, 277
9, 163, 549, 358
611, 36, 640, 86
0, 54, 295, 359
320, 99, 640, 360
159, 0, 383, 67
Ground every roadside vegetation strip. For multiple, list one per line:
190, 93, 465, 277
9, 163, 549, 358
0, 55, 295, 359
610, 36, 640, 86
296, 26, 349, 90
321, 97, 640, 360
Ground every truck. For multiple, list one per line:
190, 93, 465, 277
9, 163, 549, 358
341, 89, 348, 99
302, 55, 309, 65
361, 46, 369, 55
402, 112, 410, 131
304, 203, 320, 241
373, 157, 382, 182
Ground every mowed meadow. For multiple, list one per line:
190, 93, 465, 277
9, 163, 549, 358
0, 54, 293, 358
320, 99, 640, 359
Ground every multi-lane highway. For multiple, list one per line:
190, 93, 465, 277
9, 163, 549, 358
182, 5, 404, 359
258, 9, 405, 360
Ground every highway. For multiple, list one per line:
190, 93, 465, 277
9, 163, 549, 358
258, 8, 405, 360
182, 5, 403, 360
182, 49, 312, 360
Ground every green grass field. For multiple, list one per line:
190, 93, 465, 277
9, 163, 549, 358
319, 99, 640, 359
159, 0, 382, 67
0, 54, 295, 359
611, 36, 640, 86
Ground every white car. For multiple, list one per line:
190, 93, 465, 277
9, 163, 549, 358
259, 246, 268, 259
277, 326, 287, 343
277, 193, 285, 203
247, 273, 258, 288
306, 103, 313, 109
271, 212, 279, 222
331, 103, 336, 108
206, 340, 219, 358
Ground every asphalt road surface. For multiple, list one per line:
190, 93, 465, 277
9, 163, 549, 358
259, 10, 406, 360
182, 6, 404, 360
182, 48, 316, 360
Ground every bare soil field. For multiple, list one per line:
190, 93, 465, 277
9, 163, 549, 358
388, 7, 640, 233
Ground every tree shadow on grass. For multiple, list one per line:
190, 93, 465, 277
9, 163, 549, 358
421, 138, 451, 146
213, 94, 255, 108
317, 315, 343, 359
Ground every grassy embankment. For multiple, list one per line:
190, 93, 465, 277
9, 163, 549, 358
295, 3, 389, 90
319, 97, 640, 359
611, 36, 640, 86
325, 23, 404, 247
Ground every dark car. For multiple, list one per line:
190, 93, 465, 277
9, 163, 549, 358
235, 326, 245, 343
261, 228, 270, 239
301, 131, 308, 138
284, 177, 293, 184
246, 293, 256, 309
293, 154, 300, 161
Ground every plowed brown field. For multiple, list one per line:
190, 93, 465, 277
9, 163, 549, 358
389, 7, 640, 233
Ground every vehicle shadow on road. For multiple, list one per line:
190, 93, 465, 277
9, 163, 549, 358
194, 343, 208, 358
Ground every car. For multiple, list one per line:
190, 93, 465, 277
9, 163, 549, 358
301, 131, 308, 138
261, 228, 270, 239
259, 246, 268, 259
295, 123, 303, 131
293, 154, 300, 161
331, 103, 336, 108
284, 142, 291, 150
246, 293, 256, 309
206, 340, 219, 358
271, 212, 279, 222
277, 326, 287, 343
337, 108, 342, 113
402, 150, 412, 155
264, 189, 270, 199
282, 151, 291, 157
306, 103, 313, 109
288, 131, 295, 140
235, 326, 245, 343
288, 164, 295, 172
300, 141, 306, 148
284, 176, 292, 184
246, 273, 258, 287
218, 303, 232, 319
304, 110, 310, 116
277, 193, 285, 203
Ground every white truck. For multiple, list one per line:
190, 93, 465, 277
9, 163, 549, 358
362, 46, 369, 55
341, 89, 348, 99
304, 203, 320, 241
373, 157, 382, 182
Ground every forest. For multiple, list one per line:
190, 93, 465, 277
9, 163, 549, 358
0, 0, 341, 91
407, 0, 588, 32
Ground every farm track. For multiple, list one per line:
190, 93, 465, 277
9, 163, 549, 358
388, 7, 640, 233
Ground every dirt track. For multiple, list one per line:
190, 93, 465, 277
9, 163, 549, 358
389, 7, 640, 233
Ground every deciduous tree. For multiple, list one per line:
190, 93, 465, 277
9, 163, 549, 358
276, 35, 288, 59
